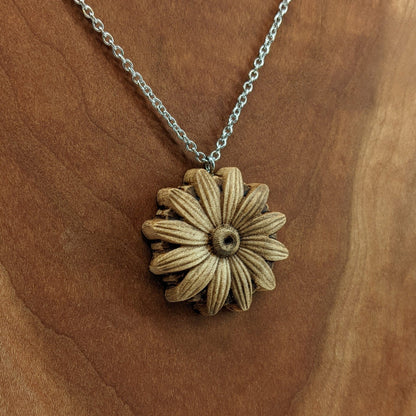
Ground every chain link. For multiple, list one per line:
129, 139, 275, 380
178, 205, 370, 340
72, 0, 292, 171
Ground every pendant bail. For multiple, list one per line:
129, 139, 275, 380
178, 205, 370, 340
204, 156, 216, 174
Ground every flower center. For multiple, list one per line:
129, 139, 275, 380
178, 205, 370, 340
211, 225, 240, 257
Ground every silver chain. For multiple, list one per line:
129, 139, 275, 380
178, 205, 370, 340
73, 0, 292, 172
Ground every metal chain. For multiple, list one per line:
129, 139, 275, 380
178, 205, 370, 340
72, 0, 292, 172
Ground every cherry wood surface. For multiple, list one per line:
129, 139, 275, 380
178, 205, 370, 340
1, 1, 415, 415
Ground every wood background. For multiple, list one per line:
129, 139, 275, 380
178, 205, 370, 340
1, 0, 415, 415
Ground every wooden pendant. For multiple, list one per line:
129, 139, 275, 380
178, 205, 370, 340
142, 167, 288, 316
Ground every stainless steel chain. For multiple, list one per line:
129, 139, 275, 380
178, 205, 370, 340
73, 0, 292, 172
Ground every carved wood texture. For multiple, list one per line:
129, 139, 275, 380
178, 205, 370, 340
0, 0, 415, 415
142, 167, 288, 315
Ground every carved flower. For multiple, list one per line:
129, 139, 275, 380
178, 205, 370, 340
142, 167, 288, 315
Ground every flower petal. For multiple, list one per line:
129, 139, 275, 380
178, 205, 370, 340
217, 167, 244, 224
237, 247, 276, 291
231, 184, 269, 230
229, 255, 252, 311
157, 188, 212, 233
184, 169, 221, 227
165, 254, 219, 302
241, 236, 289, 261
239, 212, 286, 237
142, 219, 208, 245
206, 258, 231, 315
150, 246, 209, 275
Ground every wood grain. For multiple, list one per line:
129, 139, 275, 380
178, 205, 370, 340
1, 0, 415, 415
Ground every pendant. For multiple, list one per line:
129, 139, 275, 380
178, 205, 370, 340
142, 167, 288, 316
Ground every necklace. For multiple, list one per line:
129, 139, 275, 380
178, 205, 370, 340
73, 0, 291, 316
